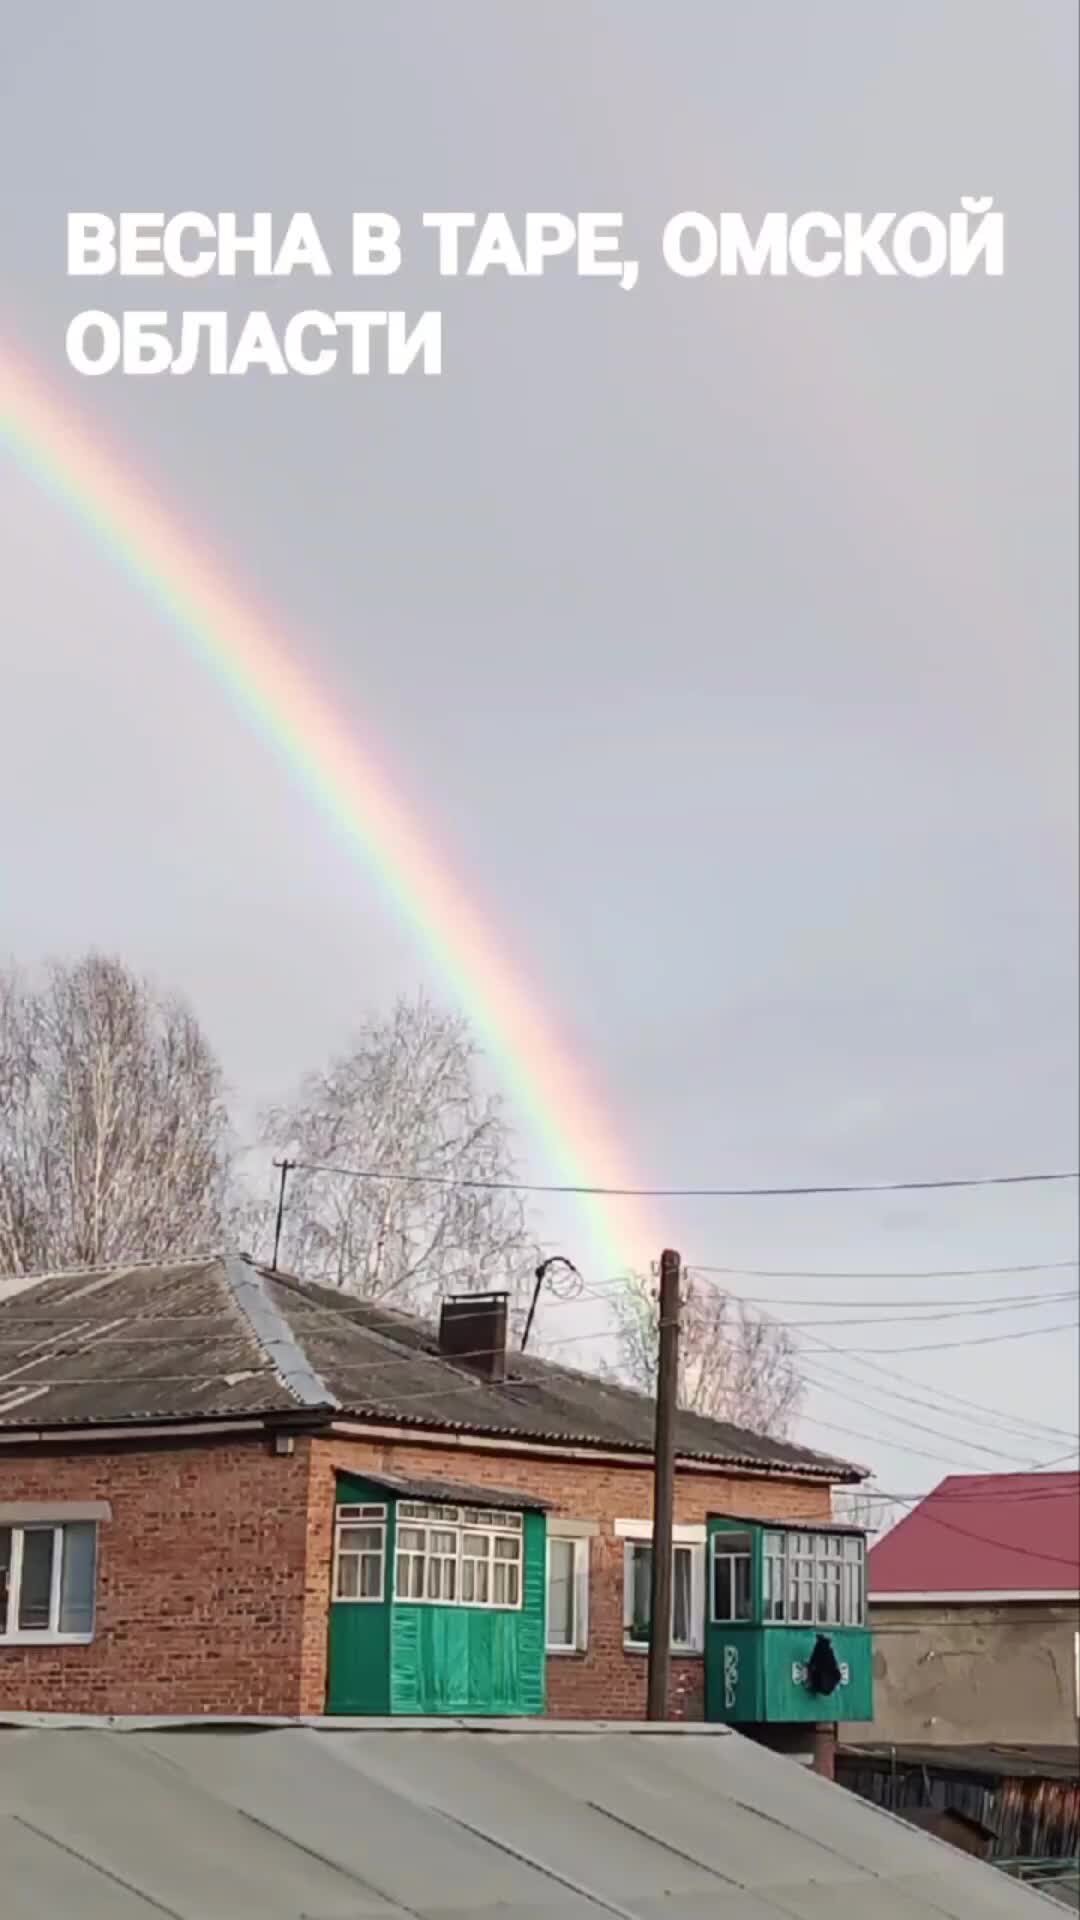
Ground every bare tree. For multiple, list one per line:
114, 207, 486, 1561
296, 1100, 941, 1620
607, 1270, 803, 1437
0, 953, 232, 1274
254, 994, 537, 1310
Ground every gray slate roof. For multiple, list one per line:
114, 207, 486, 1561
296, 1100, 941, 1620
0, 1254, 859, 1479
344, 1468, 552, 1511
0, 1717, 1051, 1918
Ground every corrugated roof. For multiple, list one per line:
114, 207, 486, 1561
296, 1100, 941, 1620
0, 1718, 1054, 1917
0, 1255, 860, 1478
843, 1744, 1080, 1784
869, 1473, 1080, 1596
710, 1510, 867, 1535
341, 1468, 551, 1511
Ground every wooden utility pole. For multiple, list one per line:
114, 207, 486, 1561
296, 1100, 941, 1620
646, 1248, 682, 1720
270, 1159, 292, 1273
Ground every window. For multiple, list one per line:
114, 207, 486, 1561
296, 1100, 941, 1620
393, 1502, 524, 1611
790, 1532, 815, 1624
761, 1529, 865, 1628
841, 1534, 864, 1626
763, 1531, 786, 1621
623, 1540, 703, 1652
0, 1521, 97, 1641
333, 1505, 387, 1601
711, 1531, 753, 1623
546, 1536, 589, 1653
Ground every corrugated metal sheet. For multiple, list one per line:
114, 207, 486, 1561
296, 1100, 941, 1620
0, 1257, 856, 1476
0, 1718, 1056, 1917
868, 1473, 1080, 1597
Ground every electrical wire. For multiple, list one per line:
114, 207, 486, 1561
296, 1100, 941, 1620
280, 1158, 1079, 1199
871, 1482, 1080, 1570
796, 1349, 1079, 1453
797, 1369, 1053, 1466
687, 1259, 1079, 1281
689, 1285, 1079, 1310
803, 1316, 1078, 1355
675, 1273, 1080, 1454
5, 1281, 1075, 1334
792, 1321, 1079, 1447
2, 1263, 1075, 1476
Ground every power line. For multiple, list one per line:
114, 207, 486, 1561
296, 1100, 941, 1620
5, 1285, 1075, 1341
2, 1266, 1075, 1465
865, 1450, 1080, 1497
874, 1484, 1080, 1570
692, 1288, 1078, 1311
793, 1318, 1080, 1446
0, 1324, 1073, 1494
798, 1348, 1079, 1452
280, 1158, 1079, 1199
794, 1407, 1008, 1472
691, 1273, 1080, 1451
798, 1368, 1052, 1466
694, 1295, 1078, 1329
687, 1259, 1079, 1282
809, 1317, 1077, 1355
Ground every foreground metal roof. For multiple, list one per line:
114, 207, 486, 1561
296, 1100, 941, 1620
0, 1717, 1053, 1917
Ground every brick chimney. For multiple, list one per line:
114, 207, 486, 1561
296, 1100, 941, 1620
438, 1292, 509, 1381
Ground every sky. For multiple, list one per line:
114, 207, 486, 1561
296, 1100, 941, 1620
1, 2, 1077, 1509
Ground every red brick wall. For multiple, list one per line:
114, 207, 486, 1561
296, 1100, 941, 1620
303, 1434, 832, 1721
0, 1435, 313, 1715
0, 1430, 832, 1719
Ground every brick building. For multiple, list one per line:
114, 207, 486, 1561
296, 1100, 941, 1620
0, 1255, 869, 1743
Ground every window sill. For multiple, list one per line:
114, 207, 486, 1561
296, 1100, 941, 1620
0, 1633, 94, 1647
392, 1598, 524, 1614
623, 1641, 703, 1659
546, 1644, 588, 1657
760, 1620, 867, 1631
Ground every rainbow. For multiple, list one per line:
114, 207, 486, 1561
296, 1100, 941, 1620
0, 341, 660, 1277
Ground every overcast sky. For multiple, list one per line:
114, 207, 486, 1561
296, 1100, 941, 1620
2, 2, 1077, 1503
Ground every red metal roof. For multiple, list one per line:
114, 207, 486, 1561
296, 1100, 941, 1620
869, 1472, 1080, 1596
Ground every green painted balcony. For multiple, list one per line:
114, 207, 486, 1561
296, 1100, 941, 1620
327, 1473, 547, 1717
705, 1514, 874, 1726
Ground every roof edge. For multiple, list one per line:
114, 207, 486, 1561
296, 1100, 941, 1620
326, 1414, 862, 1481
871, 1588, 1080, 1603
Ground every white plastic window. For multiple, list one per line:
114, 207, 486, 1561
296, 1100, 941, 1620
761, 1530, 865, 1627
546, 1536, 589, 1652
0, 1522, 97, 1642
333, 1506, 387, 1602
393, 1506, 524, 1611
623, 1540, 704, 1652
710, 1531, 753, 1622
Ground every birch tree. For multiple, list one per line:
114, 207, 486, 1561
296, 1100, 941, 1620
0, 953, 232, 1274
255, 994, 536, 1309
608, 1269, 803, 1437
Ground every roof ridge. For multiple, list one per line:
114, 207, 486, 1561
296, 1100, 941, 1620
222, 1258, 339, 1410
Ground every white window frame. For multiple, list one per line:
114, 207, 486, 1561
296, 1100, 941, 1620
0, 1520, 98, 1645
332, 1504, 388, 1604
618, 1523, 705, 1654
545, 1534, 590, 1654
710, 1530, 754, 1624
393, 1501, 525, 1612
761, 1529, 866, 1628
